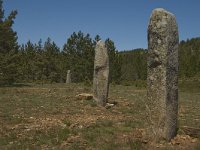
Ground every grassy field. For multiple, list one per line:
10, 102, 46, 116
0, 81, 200, 150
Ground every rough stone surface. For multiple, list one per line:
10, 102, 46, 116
76, 93, 93, 100
66, 70, 71, 84
147, 8, 179, 141
93, 41, 109, 106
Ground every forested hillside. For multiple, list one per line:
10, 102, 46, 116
179, 38, 200, 78
119, 49, 147, 81
119, 38, 200, 81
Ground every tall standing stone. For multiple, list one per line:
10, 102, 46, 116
93, 41, 109, 106
147, 8, 179, 141
66, 70, 71, 84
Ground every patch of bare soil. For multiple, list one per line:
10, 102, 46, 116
144, 134, 199, 150
9, 117, 66, 131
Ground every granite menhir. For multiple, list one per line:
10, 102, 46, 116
147, 8, 179, 142
93, 41, 109, 106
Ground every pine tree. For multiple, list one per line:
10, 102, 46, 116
0, 0, 19, 84
94, 35, 101, 44
105, 38, 122, 84
43, 37, 60, 82
63, 31, 95, 82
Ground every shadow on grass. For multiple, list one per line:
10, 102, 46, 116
179, 126, 200, 138
0, 83, 32, 88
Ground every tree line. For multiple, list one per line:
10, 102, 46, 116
0, 0, 200, 85
119, 37, 200, 81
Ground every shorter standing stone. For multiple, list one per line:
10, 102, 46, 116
66, 70, 71, 84
93, 41, 109, 106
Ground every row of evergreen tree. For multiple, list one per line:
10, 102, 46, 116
16, 33, 121, 84
0, 0, 200, 85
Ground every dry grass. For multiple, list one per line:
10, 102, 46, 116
0, 83, 199, 149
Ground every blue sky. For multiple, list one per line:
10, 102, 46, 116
4, 0, 200, 50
